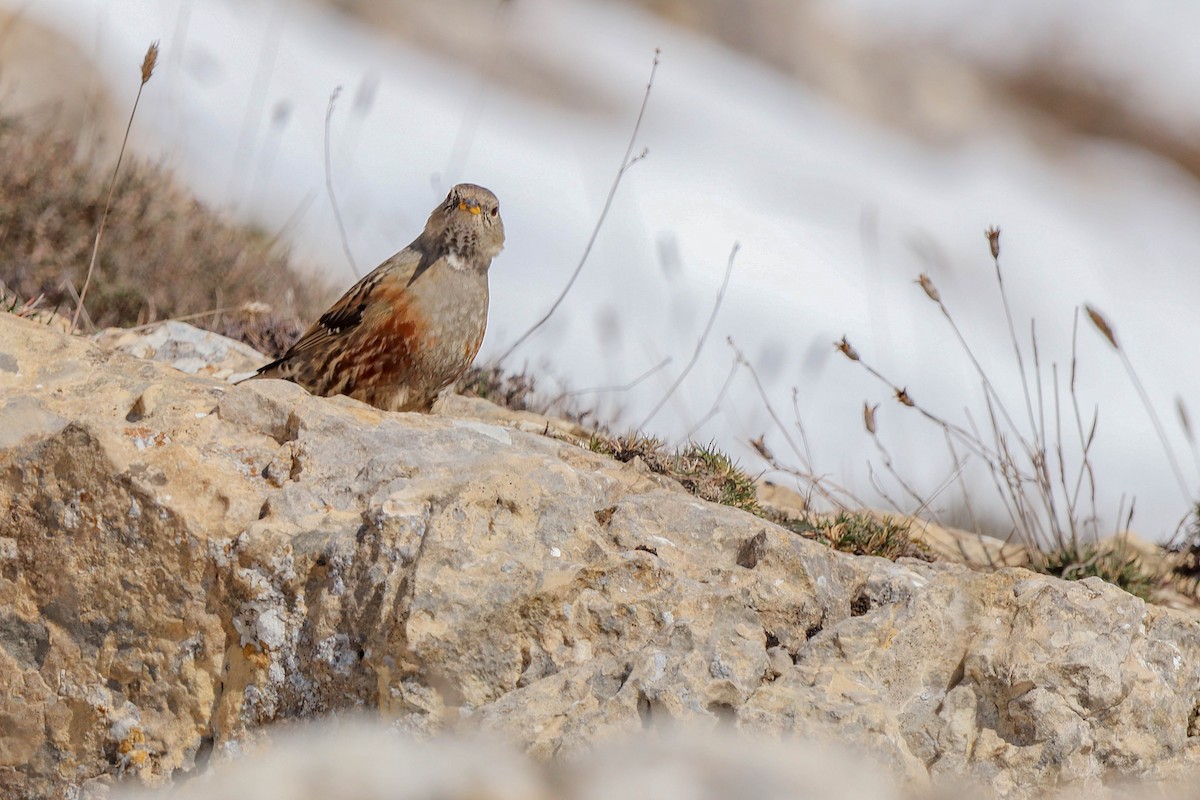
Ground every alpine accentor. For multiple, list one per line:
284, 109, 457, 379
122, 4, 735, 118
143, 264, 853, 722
251, 183, 504, 412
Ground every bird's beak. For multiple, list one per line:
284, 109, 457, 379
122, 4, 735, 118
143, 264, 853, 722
458, 200, 482, 215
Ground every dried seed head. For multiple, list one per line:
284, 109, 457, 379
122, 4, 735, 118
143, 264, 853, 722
895, 387, 914, 407
140, 42, 159, 85
835, 336, 859, 361
863, 402, 878, 434
916, 273, 940, 303
1084, 304, 1119, 349
985, 226, 1001, 259
1178, 397, 1194, 444
750, 435, 773, 461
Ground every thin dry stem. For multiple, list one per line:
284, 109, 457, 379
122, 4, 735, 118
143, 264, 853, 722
990, 229, 1041, 451
836, 335, 990, 460
1067, 311, 1100, 531
499, 49, 660, 362
731, 337, 861, 509
1117, 342, 1191, 503
639, 241, 739, 429
789, 388, 816, 470
324, 86, 361, 279
1087, 304, 1190, 503
916, 270, 1029, 460
685, 353, 740, 439
868, 429, 945, 522
72, 41, 158, 334
566, 357, 672, 396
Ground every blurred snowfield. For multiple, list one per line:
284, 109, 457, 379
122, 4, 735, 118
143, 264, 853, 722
6, 0, 1200, 538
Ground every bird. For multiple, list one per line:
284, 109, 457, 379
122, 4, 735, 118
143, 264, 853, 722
249, 183, 505, 412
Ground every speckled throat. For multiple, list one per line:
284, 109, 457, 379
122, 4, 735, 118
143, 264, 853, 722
441, 221, 495, 271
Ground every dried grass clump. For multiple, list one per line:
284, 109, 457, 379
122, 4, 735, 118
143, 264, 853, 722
825, 225, 1188, 597
456, 364, 540, 412
0, 115, 327, 355
1166, 503, 1200, 594
0, 283, 67, 329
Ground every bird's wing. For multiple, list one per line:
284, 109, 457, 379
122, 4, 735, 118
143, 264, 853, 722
405, 246, 442, 288
276, 245, 424, 362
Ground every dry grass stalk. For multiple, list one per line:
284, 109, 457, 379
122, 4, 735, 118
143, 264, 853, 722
639, 241, 739, 429
835, 226, 1190, 596
324, 86, 361, 279
1178, 398, 1200, 481
1085, 303, 1191, 512
685, 352, 742, 439
71, 41, 158, 334
731, 338, 863, 512
499, 48, 660, 362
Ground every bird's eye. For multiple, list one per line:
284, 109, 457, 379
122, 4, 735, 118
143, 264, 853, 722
490, 206, 499, 217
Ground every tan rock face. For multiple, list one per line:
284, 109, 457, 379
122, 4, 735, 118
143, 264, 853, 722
2, 313, 1200, 799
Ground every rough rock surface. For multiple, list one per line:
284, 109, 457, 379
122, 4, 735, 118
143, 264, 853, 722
93, 321, 267, 381
3, 313, 1200, 799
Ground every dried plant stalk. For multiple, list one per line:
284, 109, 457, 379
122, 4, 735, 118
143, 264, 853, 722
72, 41, 159, 334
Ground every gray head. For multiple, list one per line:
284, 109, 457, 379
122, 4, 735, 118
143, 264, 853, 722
424, 183, 505, 268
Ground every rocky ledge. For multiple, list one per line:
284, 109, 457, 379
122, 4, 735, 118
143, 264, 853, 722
2, 312, 1200, 799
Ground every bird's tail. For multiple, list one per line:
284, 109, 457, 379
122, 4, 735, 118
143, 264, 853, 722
237, 356, 290, 385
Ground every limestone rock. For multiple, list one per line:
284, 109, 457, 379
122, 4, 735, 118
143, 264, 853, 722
93, 321, 267, 380
2, 313, 1200, 799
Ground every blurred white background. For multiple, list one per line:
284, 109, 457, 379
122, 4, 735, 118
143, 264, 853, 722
4, 0, 1199, 539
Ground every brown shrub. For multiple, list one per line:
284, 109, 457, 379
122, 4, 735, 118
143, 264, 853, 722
0, 115, 328, 355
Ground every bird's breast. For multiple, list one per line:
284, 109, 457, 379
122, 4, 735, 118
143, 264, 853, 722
368, 268, 489, 384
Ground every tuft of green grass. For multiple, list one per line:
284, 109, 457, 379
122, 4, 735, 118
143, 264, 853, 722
776, 511, 932, 562
673, 442, 760, 512
588, 432, 761, 514
1033, 541, 1155, 600
586, 432, 930, 561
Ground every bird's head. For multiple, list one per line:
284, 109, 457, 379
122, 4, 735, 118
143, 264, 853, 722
428, 183, 505, 266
